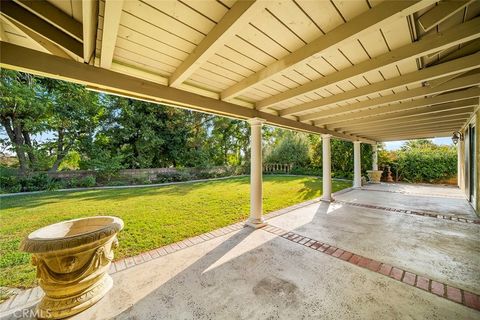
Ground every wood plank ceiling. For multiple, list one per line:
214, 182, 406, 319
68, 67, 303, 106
1, 0, 479, 143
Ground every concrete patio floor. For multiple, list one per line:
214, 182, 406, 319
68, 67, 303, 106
74, 183, 479, 320
1, 183, 479, 319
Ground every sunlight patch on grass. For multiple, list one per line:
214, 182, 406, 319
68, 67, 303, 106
0, 175, 351, 288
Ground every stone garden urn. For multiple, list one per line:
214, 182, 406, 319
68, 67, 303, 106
20, 216, 124, 319
366, 170, 383, 183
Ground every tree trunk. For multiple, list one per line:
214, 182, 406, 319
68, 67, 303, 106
22, 130, 37, 167
0, 117, 29, 174
49, 128, 69, 172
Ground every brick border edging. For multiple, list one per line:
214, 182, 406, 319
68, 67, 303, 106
109, 221, 245, 274
360, 186, 468, 199
261, 224, 480, 312
336, 200, 480, 225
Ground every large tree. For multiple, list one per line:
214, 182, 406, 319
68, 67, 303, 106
41, 79, 102, 171
95, 96, 194, 168
0, 70, 48, 174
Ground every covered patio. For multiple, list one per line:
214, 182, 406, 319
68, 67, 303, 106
3, 183, 479, 319
0, 0, 479, 318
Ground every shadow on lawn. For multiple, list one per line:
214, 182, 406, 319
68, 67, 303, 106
0, 177, 250, 210
1, 176, 332, 211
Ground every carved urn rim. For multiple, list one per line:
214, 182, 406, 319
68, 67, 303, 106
20, 216, 124, 253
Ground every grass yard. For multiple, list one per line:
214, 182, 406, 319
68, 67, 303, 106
0, 175, 351, 289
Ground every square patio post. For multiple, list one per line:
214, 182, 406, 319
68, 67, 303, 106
372, 144, 378, 171
353, 141, 362, 188
321, 134, 333, 202
246, 118, 266, 228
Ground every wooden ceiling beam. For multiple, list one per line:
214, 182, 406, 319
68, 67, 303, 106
281, 52, 480, 117
418, 0, 474, 32
0, 1, 83, 57
220, 0, 435, 100
0, 15, 70, 58
325, 100, 477, 129
349, 119, 468, 135
299, 71, 480, 122
100, 0, 123, 69
338, 112, 472, 132
14, 0, 83, 41
82, 0, 98, 64
257, 17, 480, 111
375, 132, 453, 141
317, 87, 480, 126
0, 42, 376, 144
169, 0, 266, 88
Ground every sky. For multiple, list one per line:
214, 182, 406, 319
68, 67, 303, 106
384, 137, 453, 150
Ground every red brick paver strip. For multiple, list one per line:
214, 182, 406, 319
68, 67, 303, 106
260, 223, 480, 312
431, 281, 445, 297
357, 257, 371, 268
332, 249, 344, 258
349, 254, 362, 265
402, 272, 416, 286
378, 264, 392, 276
464, 291, 480, 309
325, 246, 337, 255
367, 260, 381, 272
335, 200, 480, 224
339, 251, 353, 261
447, 286, 462, 303
416, 276, 430, 291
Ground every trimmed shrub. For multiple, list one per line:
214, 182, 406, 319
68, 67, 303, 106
396, 147, 457, 183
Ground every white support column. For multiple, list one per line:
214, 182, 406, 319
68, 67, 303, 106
246, 118, 266, 228
457, 140, 461, 187
321, 134, 333, 202
372, 144, 378, 171
353, 141, 362, 188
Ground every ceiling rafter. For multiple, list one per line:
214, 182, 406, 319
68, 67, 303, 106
220, 0, 435, 101
169, 0, 266, 88
364, 127, 466, 141
256, 17, 480, 111
325, 99, 477, 129
418, 0, 475, 32
14, 0, 83, 41
100, 0, 123, 69
281, 52, 480, 117
315, 87, 480, 126
298, 71, 480, 122
338, 113, 472, 133
0, 14, 72, 59
0, 1, 83, 57
371, 124, 462, 135
376, 132, 454, 141
348, 119, 468, 135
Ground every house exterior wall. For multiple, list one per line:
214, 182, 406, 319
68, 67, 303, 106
459, 108, 479, 216
476, 108, 479, 215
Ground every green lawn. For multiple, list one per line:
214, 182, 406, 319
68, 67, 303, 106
0, 175, 350, 289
